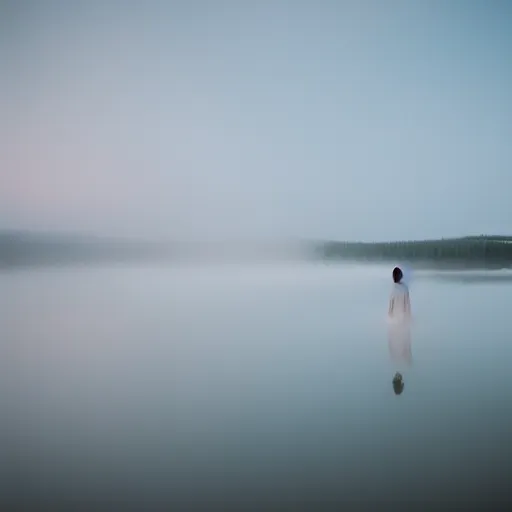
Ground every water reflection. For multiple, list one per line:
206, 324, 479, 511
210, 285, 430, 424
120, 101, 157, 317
388, 323, 412, 394
424, 270, 512, 284
392, 372, 404, 395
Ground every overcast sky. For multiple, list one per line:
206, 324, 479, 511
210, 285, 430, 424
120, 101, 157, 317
1, 0, 511, 241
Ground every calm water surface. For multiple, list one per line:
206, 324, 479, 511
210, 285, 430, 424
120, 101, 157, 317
2, 263, 512, 507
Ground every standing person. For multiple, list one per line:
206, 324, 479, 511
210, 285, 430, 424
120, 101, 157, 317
388, 266, 411, 322
387, 266, 412, 393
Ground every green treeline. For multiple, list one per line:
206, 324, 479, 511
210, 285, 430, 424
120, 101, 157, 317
317, 236, 512, 268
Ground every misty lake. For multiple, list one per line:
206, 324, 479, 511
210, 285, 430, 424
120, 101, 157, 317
2, 263, 512, 507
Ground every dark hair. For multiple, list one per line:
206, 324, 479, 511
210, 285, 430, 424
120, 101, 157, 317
392, 266, 403, 283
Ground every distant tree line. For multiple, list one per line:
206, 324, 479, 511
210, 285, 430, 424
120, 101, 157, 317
316, 236, 512, 268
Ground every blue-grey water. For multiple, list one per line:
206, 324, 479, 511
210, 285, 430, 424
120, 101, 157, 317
2, 263, 512, 508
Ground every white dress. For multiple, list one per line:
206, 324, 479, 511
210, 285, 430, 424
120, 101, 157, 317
388, 282, 411, 324
388, 282, 412, 366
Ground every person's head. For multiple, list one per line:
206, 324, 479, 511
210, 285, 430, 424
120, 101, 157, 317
392, 266, 403, 284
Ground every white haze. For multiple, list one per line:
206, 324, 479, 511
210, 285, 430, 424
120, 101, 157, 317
1, 1, 512, 241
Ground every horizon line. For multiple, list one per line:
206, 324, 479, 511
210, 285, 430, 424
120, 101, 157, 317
1, 229, 511, 245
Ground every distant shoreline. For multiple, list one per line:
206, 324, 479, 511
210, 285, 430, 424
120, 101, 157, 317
1, 232, 511, 269
316, 236, 512, 270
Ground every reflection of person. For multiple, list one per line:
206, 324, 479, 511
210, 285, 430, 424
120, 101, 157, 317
388, 267, 412, 392
388, 322, 412, 366
392, 372, 404, 395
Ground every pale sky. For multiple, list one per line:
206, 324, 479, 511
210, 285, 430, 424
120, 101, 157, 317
1, 0, 511, 241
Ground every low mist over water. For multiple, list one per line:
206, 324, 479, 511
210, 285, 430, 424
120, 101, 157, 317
2, 263, 512, 507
